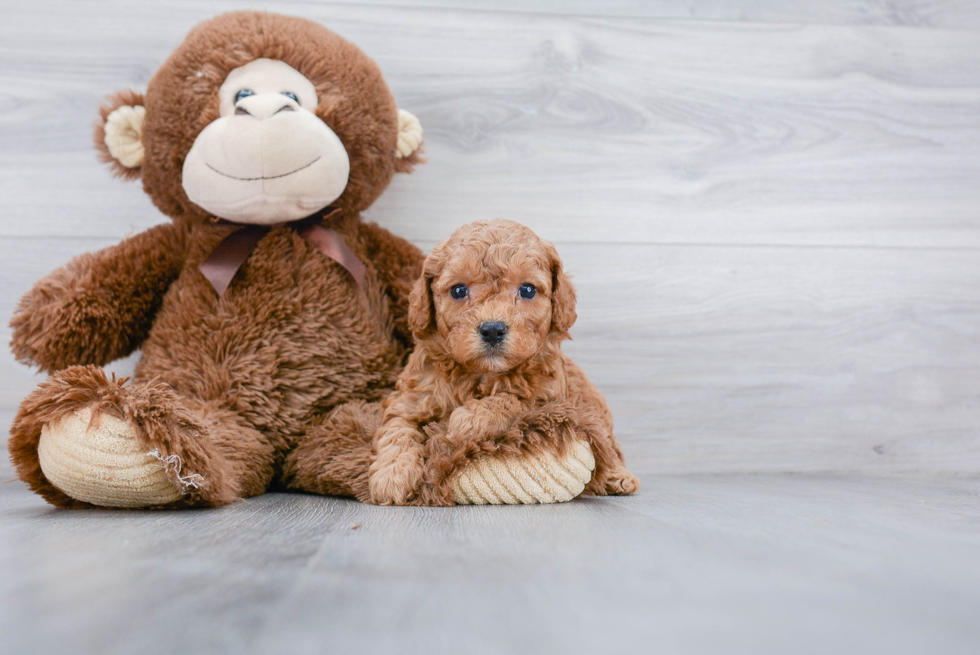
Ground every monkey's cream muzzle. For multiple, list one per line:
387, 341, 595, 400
181, 58, 351, 224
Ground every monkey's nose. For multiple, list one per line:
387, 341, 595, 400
234, 94, 298, 120
479, 321, 508, 347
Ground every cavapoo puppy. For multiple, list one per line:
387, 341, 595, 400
367, 219, 639, 505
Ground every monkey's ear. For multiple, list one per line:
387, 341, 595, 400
94, 90, 146, 180
393, 108, 424, 173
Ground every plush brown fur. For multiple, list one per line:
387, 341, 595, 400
308, 220, 639, 506
282, 400, 380, 502
9, 12, 426, 508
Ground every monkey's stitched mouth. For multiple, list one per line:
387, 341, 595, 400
205, 156, 322, 181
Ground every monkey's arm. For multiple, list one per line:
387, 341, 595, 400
358, 221, 425, 351
10, 222, 186, 373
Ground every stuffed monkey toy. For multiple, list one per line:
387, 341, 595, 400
8, 11, 593, 508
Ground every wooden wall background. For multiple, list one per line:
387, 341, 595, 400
2, 0, 978, 476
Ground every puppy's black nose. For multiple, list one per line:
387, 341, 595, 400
479, 321, 508, 347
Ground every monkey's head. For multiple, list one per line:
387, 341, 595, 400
95, 11, 424, 225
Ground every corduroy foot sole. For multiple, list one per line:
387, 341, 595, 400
37, 406, 184, 508
451, 439, 595, 505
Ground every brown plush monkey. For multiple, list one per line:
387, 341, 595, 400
8, 12, 593, 509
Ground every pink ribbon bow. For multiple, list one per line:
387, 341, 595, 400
198, 210, 366, 296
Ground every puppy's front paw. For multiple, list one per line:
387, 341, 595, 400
445, 405, 475, 442
446, 405, 470, 428
368, 452, 423, 505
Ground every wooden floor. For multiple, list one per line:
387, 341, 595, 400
1, 453, 978, 654
1, 1, 979, 653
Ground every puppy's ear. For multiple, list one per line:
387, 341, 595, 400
546, 240, 577, 336
94, 90, 146, 181
408, 273, 435, 337
408, 242, 446, 337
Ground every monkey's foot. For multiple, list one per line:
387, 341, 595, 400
37, 406, 186, 508
451, 439, 595, 505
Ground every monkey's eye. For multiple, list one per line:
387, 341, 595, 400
234, 89, 255, 103
281, 91, 299, 103
450, 284, 468, 300
519, 283, 537, 300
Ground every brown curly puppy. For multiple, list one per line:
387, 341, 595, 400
368, 220, 639, 505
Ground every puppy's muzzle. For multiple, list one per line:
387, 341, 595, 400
478, 321, 508, 348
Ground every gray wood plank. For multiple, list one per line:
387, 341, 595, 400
1, 3, 979, 247
278, 0, 980, 30
252, 476, 980, 655
1, 467, 978, 655
4, 239, 978, 474
560, 243, 980, 474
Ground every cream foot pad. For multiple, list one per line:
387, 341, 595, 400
37, 407, 185, 508
451, 439, 595, 505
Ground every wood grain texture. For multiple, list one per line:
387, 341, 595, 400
294, 0, 980, 30
1, 462, 978, 655
4, 238, 979, 474
1, 2, 979, 247
2, 1, 979, 476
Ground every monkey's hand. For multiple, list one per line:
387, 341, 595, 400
10, 223, 185, 373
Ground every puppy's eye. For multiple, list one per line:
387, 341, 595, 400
519, 283, 537, 300
234, 89, 255, 103
281, 91, 299, 103
450, 284, 468, 300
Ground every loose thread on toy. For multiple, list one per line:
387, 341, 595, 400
147, 449, 205, 491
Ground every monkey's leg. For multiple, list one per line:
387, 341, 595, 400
9, 365, 274, 508
282, 400, 382, 503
